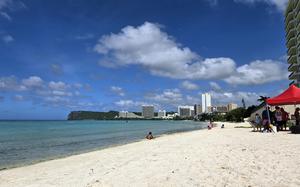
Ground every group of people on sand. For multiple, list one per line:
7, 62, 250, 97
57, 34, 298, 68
145, 120, 222, 140
207, 120, 219, 130
207, 120, 224, 130
254, 106, 300, 132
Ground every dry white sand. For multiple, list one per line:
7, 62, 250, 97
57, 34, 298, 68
0, 122, 300, 187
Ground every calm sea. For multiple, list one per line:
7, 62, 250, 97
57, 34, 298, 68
0, 120, 207, 169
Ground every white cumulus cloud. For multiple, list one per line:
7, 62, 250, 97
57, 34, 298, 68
145, 88, 183, 104
94, 22, 236, 80
0, 75, 96, 109
22, 76, 43, 88
114, 100, 147, 107
181, 81, 199, 90
0, 75, 26, 91
48, 81, 68, 91
114, 100, 135, 107
52, 90, 73, 97
224, 60, 288, 85
110, 86, 125, 96
94, 22, 287, 86
209, 90, 261, 106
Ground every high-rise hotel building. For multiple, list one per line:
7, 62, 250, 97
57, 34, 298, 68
177, 106, 194, 117
286, 0, 300, 86
142, 105, 154, 119
201, 93, 211, 113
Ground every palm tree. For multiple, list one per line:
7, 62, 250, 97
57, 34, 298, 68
257, 96, 270, 104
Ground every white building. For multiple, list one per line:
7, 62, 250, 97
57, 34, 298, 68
119, 111, 128, 118
202, 93, 212, 113
118, 111, 143, 118
158, 110, 166, 118
227, 103, 238, 111
142, 105, 154, 119
178, 106, 194, 117
166, 113, 178, 119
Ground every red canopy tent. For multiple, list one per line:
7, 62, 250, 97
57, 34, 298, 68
266, 85, 300, 106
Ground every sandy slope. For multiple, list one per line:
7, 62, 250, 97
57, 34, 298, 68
0, 122, 300, 187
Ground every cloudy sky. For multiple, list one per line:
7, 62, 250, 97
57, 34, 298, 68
0, 0, 290, 119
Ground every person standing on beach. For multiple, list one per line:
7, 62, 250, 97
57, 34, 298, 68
294, 108, 300, 126
274, 106, 282, 131
255, 113, 262, 131
281, 108, 289, 131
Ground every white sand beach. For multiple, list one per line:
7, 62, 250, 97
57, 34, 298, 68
0, 122, 300, 187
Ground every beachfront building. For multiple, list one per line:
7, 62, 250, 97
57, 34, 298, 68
118, 111, 143, 118
216, 106, 228, 113
286, 0, 300, 86
142, 105, 154, 119
178, 105, 194, 117
194, 104, 202, 115
165, 113, 178, 119
119, 111, 128, 118
157, 110, 166, 118
206, 106, 215, 113
201, 93, 212, 113
228, 103, 238, 111
205, 105, 231, 114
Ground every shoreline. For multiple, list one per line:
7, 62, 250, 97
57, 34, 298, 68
0, 122, 233, 171
1, 121, 299, 186
0, 121, 208, 170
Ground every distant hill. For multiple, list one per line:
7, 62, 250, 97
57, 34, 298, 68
67, 111, 119, 120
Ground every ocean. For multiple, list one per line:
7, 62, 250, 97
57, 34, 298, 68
0, 120, 207, 169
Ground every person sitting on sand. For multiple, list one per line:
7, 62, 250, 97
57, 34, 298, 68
207, 124, 212, 130
146, 132, 154, 140
221, 124, 224, 128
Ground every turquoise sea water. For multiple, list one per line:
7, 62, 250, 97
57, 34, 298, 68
0, 120, 207, 169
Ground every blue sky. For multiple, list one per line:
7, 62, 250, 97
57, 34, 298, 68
0, 0, 290, 119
